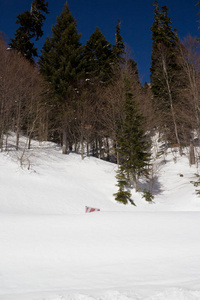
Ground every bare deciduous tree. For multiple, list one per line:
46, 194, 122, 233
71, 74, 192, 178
178, 36, 200, 143
0, 34, 50, 159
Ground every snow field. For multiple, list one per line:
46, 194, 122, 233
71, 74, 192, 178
1, 138, 200, 299
1, 213, 200, 299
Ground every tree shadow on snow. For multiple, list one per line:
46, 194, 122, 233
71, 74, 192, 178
137, 175, 164, 196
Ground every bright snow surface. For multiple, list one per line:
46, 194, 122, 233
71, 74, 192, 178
1, 137, 200, 300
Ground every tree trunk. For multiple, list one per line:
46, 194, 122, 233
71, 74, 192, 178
81, 139, 84, 160
189, 141, 195, 166
0, 132, 3, 152
99, 137, 104, 159
105, 137, 110, 161
87, 142, 90, 157
28, 135, 31, 150
132, 174, 138, 192
16, 131, 19, 151
162, 55, 182, 156
62, 128, 68, 154
5, 133, 8, 152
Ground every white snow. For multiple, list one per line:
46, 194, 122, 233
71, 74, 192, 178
1, 135, 200, 300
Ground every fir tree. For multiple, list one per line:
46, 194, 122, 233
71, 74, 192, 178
150, 1, 178, 104
115, 68, 151, 199
150, 0, 183, 151
114, 168, 133, 205
39, 1, 83, 153
113, 19, 125, 64
10, 0, 49, 63
197, 1, 200, 32
39, 2, 83, 98
127, 58, 140, 82
83, 27, 113, 83
82, 27, 116, 158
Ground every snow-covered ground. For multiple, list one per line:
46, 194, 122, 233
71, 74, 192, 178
1, 135, 200, 300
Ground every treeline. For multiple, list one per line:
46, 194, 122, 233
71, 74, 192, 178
150, 1, 200, 159
1, 0, 200, 203
1, 1, 152, 160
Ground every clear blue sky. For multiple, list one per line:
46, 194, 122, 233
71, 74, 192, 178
0, 0, 199, 83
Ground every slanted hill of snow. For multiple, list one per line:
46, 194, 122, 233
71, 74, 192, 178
0, 139, 133, 215
0, 136, 200, 214
1, 136, 200, 300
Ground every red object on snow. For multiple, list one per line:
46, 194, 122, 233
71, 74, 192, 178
85, 206, 100, 213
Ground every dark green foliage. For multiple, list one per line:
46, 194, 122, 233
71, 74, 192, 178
39, 2, 84, 152
83, 27, 113, 83
114, 167, 135, 205
197, 1, 200, 32
39, 2, 83, 100
150, 0, 185, 146
30, 0, 49, 40
117, 76, 150, 178
127, 58, 140, 82
113, 19, 125, 64
142, 189, 154, 202
150, 0, 178, 108
83, 20, 125, 83
10, 0, 49, 63
190, 173, 200, 195
151, 1, 176, 47
115, 71, 151, 193
82, 27, 116, 157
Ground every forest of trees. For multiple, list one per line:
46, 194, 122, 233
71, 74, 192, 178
1, 0, 200, 203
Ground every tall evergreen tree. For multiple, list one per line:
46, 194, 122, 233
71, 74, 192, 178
150, 0, 183, 151
113, 19, 125, 64
39, 1, 83, 153
10, 0, 49, 63
39, 2, 83, 97
83, 27, 113, 83
197, 1, 200, 32
115, 68, 151, 201
127, 58, 140, 82
150, 1, 178, 102
82, 27, 115, 158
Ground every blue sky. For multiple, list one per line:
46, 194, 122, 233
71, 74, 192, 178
0, 0, 199, 83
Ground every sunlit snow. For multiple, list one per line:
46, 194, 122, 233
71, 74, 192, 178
1, 134, 200, 300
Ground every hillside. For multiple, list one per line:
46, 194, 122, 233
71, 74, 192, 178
1, 135, 200, 213
1, 135, 200, 300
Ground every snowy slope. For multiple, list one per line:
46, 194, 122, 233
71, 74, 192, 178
1, 136, 200, 300
1, 137, 200, 214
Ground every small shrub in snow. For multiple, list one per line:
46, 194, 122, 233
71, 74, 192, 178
142, 189, 154, 202
114, 169, 136, 205
190, 173, 200, 195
